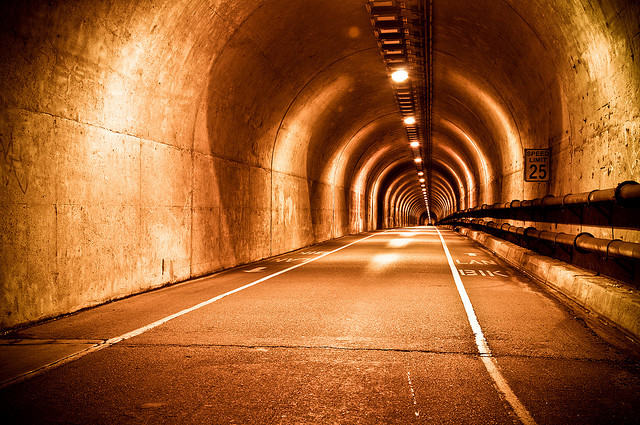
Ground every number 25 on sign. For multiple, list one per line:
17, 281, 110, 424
524, 149, 550, 182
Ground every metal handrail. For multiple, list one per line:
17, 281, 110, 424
443, 181, 640, 219
447, 218, 640, 261
438, 181, 640, 262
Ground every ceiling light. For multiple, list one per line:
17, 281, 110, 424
410, 141, 419, 147
414, 157, 422, 163
391, 69, 409, 82
404, 116, 415, 125
419, 178, 425, 182
418, 171, 424, 176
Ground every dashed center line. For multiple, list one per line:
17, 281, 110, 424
243, 266, 267, 273
406, 371, 420, 418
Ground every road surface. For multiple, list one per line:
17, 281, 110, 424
1, 227, 639, 424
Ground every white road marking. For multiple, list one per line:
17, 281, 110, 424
2, 232, 383, 389
456, 259, 497, 265
271, 258, 303, 263
406, 371, 420, 417
104, 233, 380, 345
435, 228, 537, 425
243, 266, 267, 273
458, 269, 509, 277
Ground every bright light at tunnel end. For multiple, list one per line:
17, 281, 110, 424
391, 69, 409, 82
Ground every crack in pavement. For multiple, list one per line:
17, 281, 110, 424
115, 342, 635, 364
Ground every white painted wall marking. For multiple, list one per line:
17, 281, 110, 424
435, 228, 536, 425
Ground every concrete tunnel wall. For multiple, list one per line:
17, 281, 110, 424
0, 0, 639, 330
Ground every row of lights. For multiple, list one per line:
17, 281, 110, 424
368, 1, 429, 213
390, 69, 422, 163
391, 68, 427, 212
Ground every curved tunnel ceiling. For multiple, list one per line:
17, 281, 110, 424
1, 0, 638, 326
3, 0, 635, 225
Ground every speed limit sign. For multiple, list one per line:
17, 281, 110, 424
524, 149, 550, 182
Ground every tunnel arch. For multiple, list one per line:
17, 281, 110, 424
0, 0, 638, 329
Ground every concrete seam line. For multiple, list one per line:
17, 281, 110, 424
435, 228, 537, 425
0, 231, 383, 389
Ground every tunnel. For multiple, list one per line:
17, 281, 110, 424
1, 0, 640, 422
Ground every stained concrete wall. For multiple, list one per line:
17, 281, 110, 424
0, 0, 411, 330
1, 0, 639, 330
429, 0, 640, 218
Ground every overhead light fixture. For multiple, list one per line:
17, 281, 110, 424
419, 178, 425, 182
404, 116, 415, 125
410, 141, 419, 147
418, 171, 424, 176
414, 157, 422, 163
391, 69, 409, 82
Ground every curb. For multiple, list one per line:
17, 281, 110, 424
454, 226, 640, 344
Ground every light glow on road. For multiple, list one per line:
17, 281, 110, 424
372, 253, 399, 263
388, 238, 411, 248
369, 253, 400, 270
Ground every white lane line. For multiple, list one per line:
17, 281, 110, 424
406, 371, 420, 418
435, 228, 536, 425
243, 266, 267, 273
1, 232, 382, 389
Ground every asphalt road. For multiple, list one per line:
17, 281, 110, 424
1, 227, 639, 424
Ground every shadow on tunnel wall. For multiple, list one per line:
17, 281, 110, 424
201, 1, 384, 266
